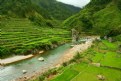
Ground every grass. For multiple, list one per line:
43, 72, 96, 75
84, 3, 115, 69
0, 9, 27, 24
0, 18, 70, 58
71, 63, 121, 81
51, 64, 87, 81
51, 63, 121, 81
101, 52, 121, 68
50, 40, 121, 81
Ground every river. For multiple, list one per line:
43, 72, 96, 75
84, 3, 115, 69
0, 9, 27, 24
0, 43, 71, 81
0, 37, 94, 81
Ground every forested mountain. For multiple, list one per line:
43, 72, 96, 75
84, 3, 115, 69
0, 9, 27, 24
0, 0, 80, 20
0, 0, 47, 26
63, 0, 121, 37
31, 0, 80, 20
0, 0, 39, 17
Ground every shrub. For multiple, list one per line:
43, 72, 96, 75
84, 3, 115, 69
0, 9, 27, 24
39, 75, 45, 81
62, 62, 68, 67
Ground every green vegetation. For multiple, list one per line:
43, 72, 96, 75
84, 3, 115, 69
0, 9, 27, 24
52, 63, 121, 81
31, 0, 80, 20
0, 0, 36, 17
63, 0, 121, 36
50, 40, 121, 81
0, 18, 70, 58
0, 0, 121, 80
0, 0, 80, 58
0, 0, 80, 20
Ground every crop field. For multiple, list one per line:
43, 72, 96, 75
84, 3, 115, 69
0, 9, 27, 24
0, 18, 70, 58
51, 40, 121, 81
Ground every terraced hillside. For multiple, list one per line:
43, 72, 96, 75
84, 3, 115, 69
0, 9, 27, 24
0, 18, 70, 58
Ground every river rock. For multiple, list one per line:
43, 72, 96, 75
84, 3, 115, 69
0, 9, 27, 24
38, 57, 44, 61
70, 45, 75, 48
104, 36, 108, 40
22, 70, 27, 74
96, 37, 101, 41
24, 76, 28, 79
97, 75, 105, 80
51, 44, 58, 49
45, 45, 50, 50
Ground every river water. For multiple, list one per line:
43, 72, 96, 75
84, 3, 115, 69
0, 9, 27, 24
0, 43, 71, 81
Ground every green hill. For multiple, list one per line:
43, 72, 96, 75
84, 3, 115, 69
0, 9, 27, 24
63, 0, 121, 36
31, 0, 80, 20
0, 0, 80, 58
0, 0, 38, 17
0, 18, 70, 58
0, 0, 80, 20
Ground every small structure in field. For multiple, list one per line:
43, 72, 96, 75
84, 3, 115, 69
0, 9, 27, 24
91, 63, 101, 67
97, 75, 105, 80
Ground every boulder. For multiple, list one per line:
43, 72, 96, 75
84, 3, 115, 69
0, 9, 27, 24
22, 70, 27, 74
38, 57, 44, 61
104, 36, 108, 40
70, 45, 75, 48
96, 37, 101, 41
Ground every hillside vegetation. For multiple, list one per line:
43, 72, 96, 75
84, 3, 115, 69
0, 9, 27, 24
31, 0, 80, 20
0, 18, 70, 58
31, 0, 121, 81
63, 0, 121, 36
0, 0, 80, 20
35, 40, 121, 81
0, 0, 80, 58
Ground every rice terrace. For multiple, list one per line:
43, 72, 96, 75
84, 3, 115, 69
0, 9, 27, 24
0, 0, 121, 81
